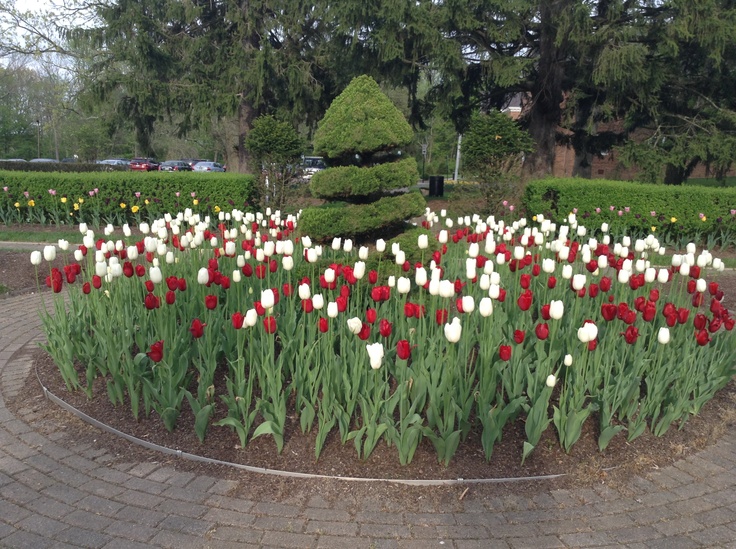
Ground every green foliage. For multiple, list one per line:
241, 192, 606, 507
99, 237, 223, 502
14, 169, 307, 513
0, 170, 257, 225
523, 177, 736, 236
313, 75, 414, 160
246, 115, 304, 208
297, 192, 426, 241
310, 158, 418, 199
0, 161, 127, 173
463, 112, 535, 172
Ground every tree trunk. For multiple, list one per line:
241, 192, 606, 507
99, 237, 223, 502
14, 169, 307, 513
522, 1, 566, 178
236, 99, 256, 174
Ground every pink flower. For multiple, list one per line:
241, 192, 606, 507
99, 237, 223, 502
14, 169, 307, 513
191, 192, 196, 198
175, 191, 180, 197
618, 210, 623, 216
572, 208, 578, 214
731, 209, 736, 215
2, 186, 7, 192
24, 191, 29, 198
595, 207, 601, 213
609, 205, 615, 211
93, 188, 99, 194
135, 192, 141, 198
698, 212, 705, 219
624, 206, 630, 213
89, 190, 95, 196
48, 189, 56, 196
502, 200, 508, 207
650, 211, 656, 216
509, 205, 515, 211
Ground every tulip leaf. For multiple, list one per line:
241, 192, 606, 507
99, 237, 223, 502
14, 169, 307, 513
598, 425, 625, 451
194, 404, 214, 443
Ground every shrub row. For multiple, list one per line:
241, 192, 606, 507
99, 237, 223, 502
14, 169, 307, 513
0, 170, 258, 225
0, 161, 127, 173
523, 178, 736, 235
310, 158, 419, 199
297, 191, 426, 241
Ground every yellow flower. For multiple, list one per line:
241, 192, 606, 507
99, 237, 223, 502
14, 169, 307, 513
651, 226, 657, 232
14, 201, 20, 208
193, 199, 199, 206
60, 197, 67, 204
701, 216, 707, 222
28, 199, 35, 207
78, 197, 84, 204
532, 215, 537, 222
144, 199, 150, 205
69, 212, 74, 216
670, 216, 677, 223
73, 203, 80, 211
214, 205, 221, 213
120, 203, 126, 209
131, 205, 140, 213
495, 135, 502, 140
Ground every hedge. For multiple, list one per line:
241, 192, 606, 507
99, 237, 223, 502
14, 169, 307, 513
297, 191, 426, 241
0, 170, 258, 226
0, 161, 127, 173
309, 158, 419, 199
523, 178, 736, 235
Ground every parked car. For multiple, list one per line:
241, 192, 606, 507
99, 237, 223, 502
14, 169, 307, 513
301, 156, 325, 180
1, 158, 27, 162
29, 158, 57, 163
193, 161, 226, 172
159, 160, 193, 172
97, 159, 129, 166
180, 158, 209, 168
130, 158, 160, 171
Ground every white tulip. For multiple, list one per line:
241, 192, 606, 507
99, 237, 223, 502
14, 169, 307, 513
306, 248, 318, 263
542, 258, 556, 274
438, 230, 448, 244
342, 239, 353, 253
564, 354, 573, 366
617, 268, 631, 284
468, 242, 480, 258
347, 317, 363, 335
443, 317, 462, 343
395, 250, 406, 266
678, 263, 690, 277
74, 249, 84, 262
428, 279, 440, 296
479, 273, 490, 291
366, 342, 384, 370
545, 374, 557, 388
417, 234, 428, 249
439, 279, 455, 298
376, 239, 386, 253
657, 327, 671, 345
261, 289, 275, 309
496, 253, 506, 265
331, 237, 341, 251
572, 274, 586, 291
415, 267, 428, 287
312, 294, 324, 310
461, 295, 475, 313
598, 255, 608, 269
489, 284, 500, 299
359, 246, 369, 260
561, 264, 573, 280
58, 239, 69, 251
696, 278, 707, 293
282, 256, 294, 271
197, 267, 210, 285
149, 266, 162, 284
95, 261, 107, 278
549, 300, 564, 320
298, 283, 311, 300
397, 277, 411, 294
353, 261, 366, 280
30, 251, 42, 265
324, 268, 336, 284
244, 309, 258, 328
327, 302, 339, 318
232, 270, 241, 283
478, 297, 493, 317
43, 245, 56, 262
388, 275, 396, 288
644, 268, 656, 284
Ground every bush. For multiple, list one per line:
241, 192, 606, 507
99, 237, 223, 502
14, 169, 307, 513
298, 192, 426, 241
0, 170, 258, 226
310, 158, 418, 199
313, 75, 413, 160
0, 161, 127, 173
523, 177, 736, 241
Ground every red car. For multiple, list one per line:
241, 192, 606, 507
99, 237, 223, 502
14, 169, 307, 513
130, 158, 160, 171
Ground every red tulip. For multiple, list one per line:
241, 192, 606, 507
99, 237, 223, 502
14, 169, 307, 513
269, 259, 277, 273
513, 329, 525, 344
302, 299, 314, 313
662, 302, 676, 317
709, 281, 720, 296
336, 295, 348, 313
649, 289, 660, 302
695, 329, 710, 346
123, 262, 134, 278
282, 283, 293, 297
588, 339, 598, 351
541, 303, 551, 320
532, 263, 541, 276
165, 290, 176, 305
692, 292, 704, 307
255, 264, 267, 279
205, 294, 218, 310
231, 312, 244, 329
263, 316, 277, 334
601, 303, 617, 322
147, 340, 164, 362
520, 274, 531, 289
379, 318, 393, 337
135, 264, 146, 277
242, 264, 253, 277
547, 276, 557, 289
144, 293, 160, 310
368, 270, 378, 284
166, 276, 179, 291
622, 325, 639, 344
517, 290, 532, 311
677, 307, 690, 324
366, 308, 377, 324
497, 288, 507, 302
666, 314, 677, 327
436, 308, 449, 325
724, 317, 735, 331
687, 279, 697, 294
397, 339, 411, 360
535, 323, 549, 340
693, 313, 707, 330
642, 302, 657, 322
599, 277, 611, 292
189, 318, 206, 338
318, 317, 328, 333
358, 323, 371, 340
254, 301, 266, 316
92, 275, 102, 289
622, 310, 637, 325
690, 265, 701, 279
499, 345, 512, 361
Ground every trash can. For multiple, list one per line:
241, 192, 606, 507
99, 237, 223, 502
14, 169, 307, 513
428, 175, 444, 197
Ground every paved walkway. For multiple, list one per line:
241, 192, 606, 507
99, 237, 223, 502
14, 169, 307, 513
2, 291, 736, 548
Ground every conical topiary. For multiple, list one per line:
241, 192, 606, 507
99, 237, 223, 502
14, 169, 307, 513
299, 75, 425, 241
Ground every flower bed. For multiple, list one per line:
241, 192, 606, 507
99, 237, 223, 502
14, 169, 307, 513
36, 208, 736, 466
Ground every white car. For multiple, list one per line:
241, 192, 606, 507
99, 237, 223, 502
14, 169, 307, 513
193, 161, 226, 172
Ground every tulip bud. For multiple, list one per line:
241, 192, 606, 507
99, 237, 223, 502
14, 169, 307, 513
197, 268, 210, 285
657, 327, 671, 345
30, 251, 42, 265
572, 274, 586, 291
546, 374, 557, 388
74, 249, 84, 262
397, 277, 411, 294
549, 300, 564, 320
232, 270, 241, 283
327, 302, 339, 318
696, 278, 707, 293
261, 289, 275, 309
461, 295, 475, 313
562, 264, 573, 280
298, 283, 311, 300
415, 267, 427, 287
359, 246, 369, 260
395, 250, 406, 266
347, 317, 363, 334
324, 268, 336, 284
353, 261, 366, 280
438, 230, 448, 244
149, 266, 162, 284
375, 239, 386, 253
417, 234, 428, 249
331, 237, 341, 251
564, 354, 573, 366
366, 342, 384, 370
312, 294, 324, 310
43, 245, 56, 262
444, 317, 462, 343
478, 297, 493, 317
244, 309, 258, 327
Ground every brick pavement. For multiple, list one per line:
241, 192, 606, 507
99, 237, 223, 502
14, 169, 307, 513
2, 290, 736, 548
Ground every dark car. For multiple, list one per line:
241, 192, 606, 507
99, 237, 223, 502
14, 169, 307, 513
179, 158, 209, 168
193, 161, 226, 172
159, 160, 193, 172
130, 158, 160, 171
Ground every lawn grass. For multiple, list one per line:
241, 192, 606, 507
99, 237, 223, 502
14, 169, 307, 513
0, 229, 83, 244
685, 177, 736, 187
